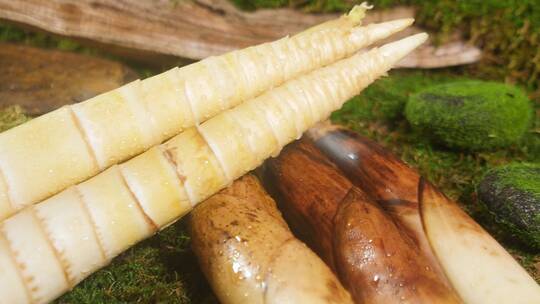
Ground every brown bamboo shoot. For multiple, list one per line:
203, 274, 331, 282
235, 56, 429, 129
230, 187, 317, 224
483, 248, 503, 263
308, 122, 540, 304
262, 140, 461, 303
190, 174, 354, 304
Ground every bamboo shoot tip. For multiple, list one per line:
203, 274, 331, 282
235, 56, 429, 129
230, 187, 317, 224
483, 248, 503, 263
359, 18, 416, 42
379, 32, 428, 61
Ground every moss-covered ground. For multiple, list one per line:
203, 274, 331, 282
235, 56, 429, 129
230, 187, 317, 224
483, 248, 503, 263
0, 0, 539, 302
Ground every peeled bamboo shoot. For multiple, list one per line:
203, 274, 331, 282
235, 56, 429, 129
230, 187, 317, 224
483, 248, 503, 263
0, 7, 415, 220
190, 174, 354, 304
308, 123, 540, 304
0, 34, 427, 304
262, 140, 461, 303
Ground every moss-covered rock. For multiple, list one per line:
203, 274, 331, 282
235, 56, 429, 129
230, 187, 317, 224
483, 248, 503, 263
477, 163, 540, 251
405, 81, 533, 151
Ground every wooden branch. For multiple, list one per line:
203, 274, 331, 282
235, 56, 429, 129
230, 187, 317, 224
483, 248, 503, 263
0, 0, 481, 68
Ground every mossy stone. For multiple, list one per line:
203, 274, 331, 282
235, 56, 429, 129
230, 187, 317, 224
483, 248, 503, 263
477, 163, 540, 250
405, 81, 532, 150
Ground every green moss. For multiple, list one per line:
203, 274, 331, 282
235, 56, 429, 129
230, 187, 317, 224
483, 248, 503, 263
336, 71, 462, 122
478, 163, 540, 250
405, 81, 533, 150
493, 163, 540, 199
0, 106, 30, 132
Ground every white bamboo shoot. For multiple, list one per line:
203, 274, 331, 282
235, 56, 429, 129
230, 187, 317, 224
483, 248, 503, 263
0, 8, 414, 220
0, 33, 427, 304
421, 181, 540, 304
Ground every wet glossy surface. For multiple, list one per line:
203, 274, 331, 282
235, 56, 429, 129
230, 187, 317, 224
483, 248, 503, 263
308, 125, 453, 286
190, 175, 353, 304
263, 140, 461, 303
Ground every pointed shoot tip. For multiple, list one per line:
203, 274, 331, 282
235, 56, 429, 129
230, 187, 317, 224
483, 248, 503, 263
378, 32, 428, 62
351, 18, 416, 44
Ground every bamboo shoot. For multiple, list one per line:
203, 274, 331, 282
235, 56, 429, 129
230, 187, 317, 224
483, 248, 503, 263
308, 123, 540, 304
190, 174, 354, 304
0, 8, 415, 220
262, 140, 461, 303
